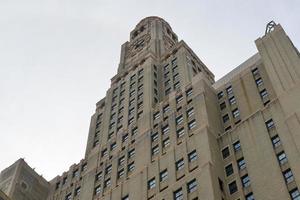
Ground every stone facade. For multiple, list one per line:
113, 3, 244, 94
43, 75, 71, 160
0, 190, 11, 200
1, 17, 300, 200
0, 159, 49, 200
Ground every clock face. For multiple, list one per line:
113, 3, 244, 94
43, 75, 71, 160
127, 34, 151, 58
134, 38, 145, 49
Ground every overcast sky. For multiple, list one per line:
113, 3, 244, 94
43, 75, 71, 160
0, 0, 299, 180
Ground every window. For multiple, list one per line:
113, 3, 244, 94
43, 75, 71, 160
128, 108, 135, 116
228, 181, 238, 194
122, 195, 129, 200
105, 165, 112, 174
265, 119, 275, 130
177, 127, 185, 138
138, 93, 143, 100
96, 172, 102, 181
222, 147, 230, 159
120, 82, 125, 89
188, 119, 196, 130
128, 149, 135, 159
62, 176, 67, 185
225, 126, 232, 131
65, 193, 72, 200
176, 95, 183, 104
283, 168, 294, 183
218, 178, 224, 192
104, 178, 111, 188
173, 73, 180, 81
245, 192, 255, 200
118, 116, 124, 123
151, 132, 159, 142
153, 112, 160, 120
127, 162, 135, 172
164, 64, 169, 71
172, 58, 177, 66
226, 86, 233, 95
137, 111, 143, 119
290, 188, 300, 200
174, 81, 180, 89
233, 140, 241, 152
176, 158, 184, 171
118, 168, 125, 178
94, 185, 101, 195
101, 148, 108, 157
110, 113, 116, 120
252, 67, 259, 76
75, 187, 81, 196
165, 87, 171, 95
188, 150, 197, 162
108, 132, 114, 140
110, 142, 117, 151
225, 164, 234, 176
186, 107, 194, 117
187, 179, 197, 193
129, 99, 135, 107
163, 105, 170, 113
153, 88, 157, 96
277, 151, 288, 165
223, 114, 229, 123
173, 188, 183, 200
220, 102, 226, 110
232, 108, 240, 118
162, 138, 170, 148
113, 87, 118, 94
260, 89, 268, 99
255, 78, 263, 86
109, 121, 115, 131
111, 104, 117, 111
122, 134, 129, 142
148, 178, 156, 189
271, 135, 281, 148
152, 145, 159, 155
137, 102, 143, 110
119, 106, 124, 114
132, 127, 138, 136
120, 90, 125, 97
118, 156, 125, 166
165, 79, 171, 86
160, 169, 168, 181
241, 174, 251, 187
173, 65, 178, 72
162, 125, 170, 135
176, 115, 183, 125
73, 169, 79, 178
130, 74, 136, 81
138, 76, 143, 83
55, 182, 60, 190
218, 91, 224, 99
186, 88, 193, 97
229, 96, 236, 105
237, 157, 246, 170
128, 117, 134, 125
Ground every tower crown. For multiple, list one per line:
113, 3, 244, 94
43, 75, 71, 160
130, 16, 174, 41
118, 16, 178, 73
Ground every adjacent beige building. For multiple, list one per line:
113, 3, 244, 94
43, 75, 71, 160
1, 16, 300, 200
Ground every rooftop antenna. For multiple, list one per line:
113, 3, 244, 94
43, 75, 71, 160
265, 21, 277, 35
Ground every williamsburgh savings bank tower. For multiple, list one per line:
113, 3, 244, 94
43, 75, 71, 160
1, 17, 300, 200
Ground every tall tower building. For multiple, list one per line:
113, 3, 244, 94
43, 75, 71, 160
1, 17, 300, 200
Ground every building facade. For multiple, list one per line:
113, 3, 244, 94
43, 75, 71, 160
1, 17, 300, 200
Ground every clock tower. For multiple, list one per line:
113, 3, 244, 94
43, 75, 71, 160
117, 16, 178, 73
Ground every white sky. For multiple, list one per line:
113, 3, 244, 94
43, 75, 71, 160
0, 0, 299, 180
